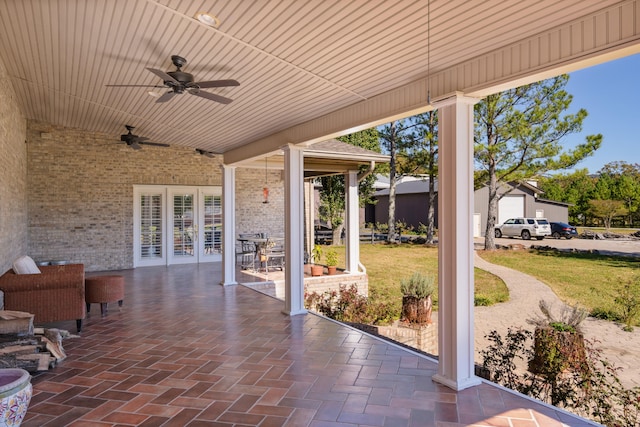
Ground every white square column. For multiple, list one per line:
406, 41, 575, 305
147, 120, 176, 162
345, 170, 360, 273
220, 165, 237, 286
283, 145, 307, 316
432, 93, 481, 390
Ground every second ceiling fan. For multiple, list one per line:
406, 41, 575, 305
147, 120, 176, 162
108, 55, 240, 104
120, 125, 169, 150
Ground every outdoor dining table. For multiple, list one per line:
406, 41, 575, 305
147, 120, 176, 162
237, 236, 284, 273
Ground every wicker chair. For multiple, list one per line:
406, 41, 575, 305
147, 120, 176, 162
0, 264, 86, 332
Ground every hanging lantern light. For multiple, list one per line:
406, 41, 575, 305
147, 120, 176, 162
262, 157, 269, 204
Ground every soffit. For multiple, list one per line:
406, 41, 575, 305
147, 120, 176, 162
0, 0, 628, 157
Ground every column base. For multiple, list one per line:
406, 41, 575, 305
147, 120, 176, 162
281, 308, 307, 316
432, 373, 481, 391
219, 281, 238, 286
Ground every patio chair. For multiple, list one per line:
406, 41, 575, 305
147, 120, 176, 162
239, 241, 257, 271
266, 244, 285, 271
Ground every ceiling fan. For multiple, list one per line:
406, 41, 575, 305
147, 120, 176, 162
195, 149, 216, 158
120, 125, 169, 150
107, 55, 239, 104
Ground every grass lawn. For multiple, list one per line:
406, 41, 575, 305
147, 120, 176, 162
323, 244, 509, 314
477, 248, 640, 323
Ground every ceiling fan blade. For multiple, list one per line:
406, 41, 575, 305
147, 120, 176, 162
147, 67, 178, 83
196, 79, 240, 88
139, 141, 170, 147
190, 90, 233, 104
129, 142, 142, 150
156, 91, 177, 103
106, 84, 165, 88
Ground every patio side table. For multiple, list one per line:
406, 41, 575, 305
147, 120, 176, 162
85, 275, 125, 316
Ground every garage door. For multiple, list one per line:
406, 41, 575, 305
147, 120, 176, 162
498, 195, 524, 225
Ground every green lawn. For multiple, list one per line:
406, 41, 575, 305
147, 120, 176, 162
322, 244, 509, 313
477, 248, 640, 321
323, 243, 639, 325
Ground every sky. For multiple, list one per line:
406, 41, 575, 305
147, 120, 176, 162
561, 53, 640, 173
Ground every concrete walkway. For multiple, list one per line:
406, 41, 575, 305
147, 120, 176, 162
474, 251, 640, 389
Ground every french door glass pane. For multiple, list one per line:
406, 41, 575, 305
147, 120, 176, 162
173, 194, 194, 256
140, 194, 162, 258
204, 195, 222, 254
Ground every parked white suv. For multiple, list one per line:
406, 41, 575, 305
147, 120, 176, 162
494, 217, 551, 240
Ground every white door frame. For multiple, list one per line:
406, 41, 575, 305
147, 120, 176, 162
134, 185, 221, 267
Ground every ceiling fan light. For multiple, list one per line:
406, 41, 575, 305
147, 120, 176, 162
195, 12, 219, 28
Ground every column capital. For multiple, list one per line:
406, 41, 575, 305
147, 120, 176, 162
282, 143, 304, 154
433, 91, 481, 109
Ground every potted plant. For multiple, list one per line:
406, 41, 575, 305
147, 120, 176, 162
325, 247, 338, 275
310, 244, 324, 276
527, 300, 588, 379
400, 272, 435, 324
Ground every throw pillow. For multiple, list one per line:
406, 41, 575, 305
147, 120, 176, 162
12, 256, 41, 274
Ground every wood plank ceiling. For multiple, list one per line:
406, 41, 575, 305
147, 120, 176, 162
0, 0, 627, 156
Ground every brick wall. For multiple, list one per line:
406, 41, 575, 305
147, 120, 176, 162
26, 121, 285, 271
303, 272, 369, 296
0, 57, 28, 273
235, 168, 285, 237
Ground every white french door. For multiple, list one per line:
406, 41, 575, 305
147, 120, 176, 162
134, 186, 222, 267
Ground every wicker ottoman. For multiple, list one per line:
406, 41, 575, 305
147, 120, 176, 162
85, 275, 124, 316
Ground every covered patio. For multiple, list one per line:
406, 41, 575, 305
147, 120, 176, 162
1, 1, 639, 426
24, 263, 594, 426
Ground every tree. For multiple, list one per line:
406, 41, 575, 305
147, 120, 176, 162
404, 112, 438, 243
588, 199, 627, 229
599, 161, 640, 226
378, 121, 403, 243
379, 112, 439, 244
539, 169, 596, 225
318, 128, 382, 244
474, 75, 602, 249
613, 174, 640, 226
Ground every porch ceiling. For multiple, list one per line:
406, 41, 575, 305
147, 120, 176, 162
0, 1, 638, 163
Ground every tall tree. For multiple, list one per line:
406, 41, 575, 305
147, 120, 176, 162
599, 161, 640, 226
318, 128, 382, 244
379, 113, 439, 243
539, 169, 596, 225
474, 75, 602, 249
378, 121, 407, 243
404, 112, 438, 243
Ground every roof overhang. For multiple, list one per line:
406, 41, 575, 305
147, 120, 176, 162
233, 139, 389, 178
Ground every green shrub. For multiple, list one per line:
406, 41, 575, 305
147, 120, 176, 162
400, 272, 435, 299
304, 284, 399, 325
615, 275, 640, 331
482, 328, 640, 426
324, 247, 338, 266
311, 244, 323, 264
590, 307, 621, 322
528, 300, 587, 333
474, 296, 492, 306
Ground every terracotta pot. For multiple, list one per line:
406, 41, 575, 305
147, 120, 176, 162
310, 265, 324, 276
0, 368, 32, 426
327, 266, 337, 275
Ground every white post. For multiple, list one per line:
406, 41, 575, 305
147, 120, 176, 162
431, 93, 482, 390
283, 145, 307, 316
220, 165, 237, 286
345, 170, 360, 273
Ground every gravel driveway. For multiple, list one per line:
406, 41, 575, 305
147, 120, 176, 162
476, 235, 640, 258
